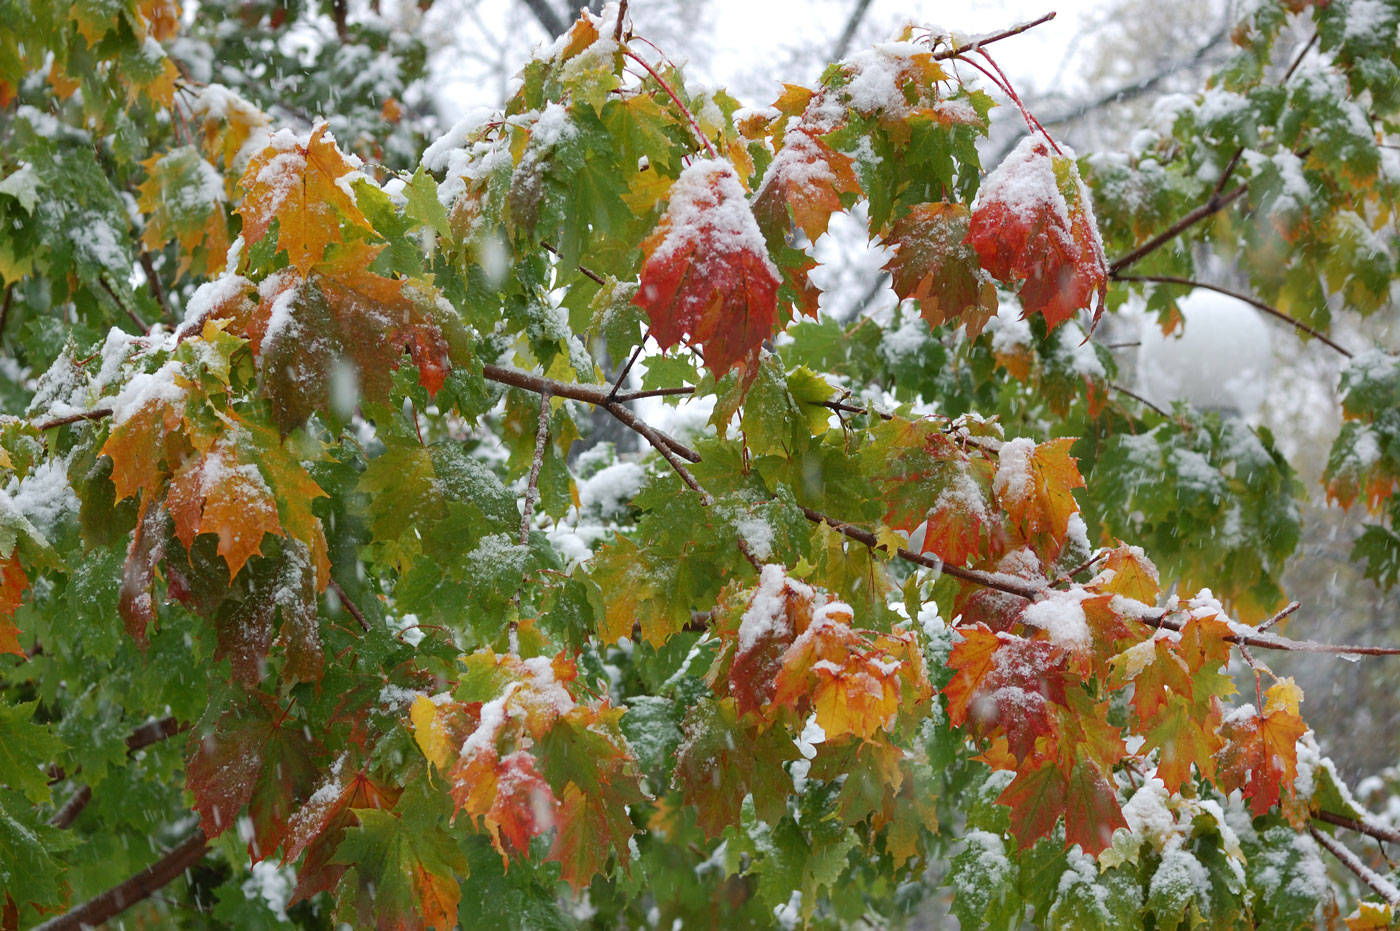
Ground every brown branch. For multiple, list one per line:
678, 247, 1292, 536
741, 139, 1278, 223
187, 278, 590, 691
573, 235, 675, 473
34, 407, 114, 431
1315, 809, 1400, 847
138, 252, 174, 325
1258, 600, 1301, 633
328, 578, 371, 632
1113, 274, 1352, 358
1108, 183, 1247, 275
1283, 32, 1319, 83
613, 386, 695, 402
479, 364, 1400, 658
31, 833, 211, 931
49, 717, 186, 829
933, 12, 1057, 60
331, 0, 349, 40
98, 275, 151, 333
540, 240, 607, 286
520, 391, 552, 543
614, 0, 627, 41
606, 327, 650, 403
1310, 825, 1400, 907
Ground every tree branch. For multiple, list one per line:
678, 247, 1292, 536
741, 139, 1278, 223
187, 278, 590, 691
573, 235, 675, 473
1113, 274, 1353, 358
932, 13, 1057, 61
49, 717, 187, 829
1107, 183, 1247, 275
30, 833, 211, 931
520, 391, 552, 543
1315, 809, 1400, 847
0, 282, 13, 345
830, 0, 875, 61
138, 251, 174, 325
1310, 825, 1400, 907
519, 0, 569, 38
98, 275, 151, 333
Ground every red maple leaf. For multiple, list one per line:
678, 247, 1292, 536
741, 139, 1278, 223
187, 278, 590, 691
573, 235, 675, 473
967, 136, 1107, 330
635, 159, 782, 378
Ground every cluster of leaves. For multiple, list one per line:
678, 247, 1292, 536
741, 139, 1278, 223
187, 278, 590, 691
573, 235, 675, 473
0, 0, 1397, 929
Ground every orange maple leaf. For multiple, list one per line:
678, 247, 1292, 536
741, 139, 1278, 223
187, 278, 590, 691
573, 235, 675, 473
0, 551, 29, 658
1215, 679, 1308, 815
167, 440, 284, 580
752, 127, 861, 241
993, 436, 1086, 549
238, 122, 374, 274
967, 136, 1107, 330
635, 159, 782, 378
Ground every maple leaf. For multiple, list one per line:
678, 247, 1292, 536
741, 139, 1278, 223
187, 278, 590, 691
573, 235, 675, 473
993, 436, 1086, 549
137, 147, 229, 278
0, 551, 29, 658
332, 808, 468, 931
882, 203, 997, 337
546, 778, 644, 892
945, 627, 1069, 764
167, 440, 284, 580
728, 564, 819, 716
635, 159, 782, 378
1215, 679, 1308, 815
237, 122, 374, 274
234, 242, 450, 431
967, 136, 1107, 330
284, 769, 400, 904
998, 757, 1126, 855
752, 128, 861, 241
673, 698, 797, 837
185, 693, 321, 858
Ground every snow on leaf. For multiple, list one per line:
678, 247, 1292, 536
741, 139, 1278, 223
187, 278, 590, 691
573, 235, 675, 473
752, 127, 861, 241
994, 436, 1086, 550
167, 440, 283, 581
237, 123, 373, 275
882, 203, 997, 337
136, 146, 229, 278
635, 159, 782, 379
1215, 680, 1308, 815
968, 136, 1108, 330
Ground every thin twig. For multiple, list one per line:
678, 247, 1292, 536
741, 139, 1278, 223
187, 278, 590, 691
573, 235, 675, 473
98, 276, 151, 332
540, 240, 607, 286
327, 578, 371, 632
1111, 383, 1172, 419
0, 282, 12, 345
35, 407, 115, 430
622, 49, 719, 159
1315, 809, 1400, 847
932, 12, 1057, 60
830, 0, 875, 61
1283, 32, 1319, 83
520, 391, 552, 544
477, 363, 1400, 658
1209, 148, 1245, 202
1054, 549, 1110, 586
31, 833, 211, 931
613, 386, 695, 402
1258, 600, 1301, 633
139, 252, 174, 325
1310, 825, 1400, 907
1113, 274, 1352, 357
614, 0, 628, 41
607, 327, 650, 403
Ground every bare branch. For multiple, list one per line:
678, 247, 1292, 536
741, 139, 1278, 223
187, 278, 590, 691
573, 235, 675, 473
1310, 825, 1400, 907
1108, 183, 1247, 275
31, 833, 211, 931
98, 275, 151, 333
1316, 809, 1400, 847
932, 13, 1057, 61
49, 717, 186, 829
35, 407, 115, 431
1114, 274, 1353, 358
520, 0, 569, 38
139, 251, 174, 325
830, 0, 875, 61
1111, 383, 1172, 419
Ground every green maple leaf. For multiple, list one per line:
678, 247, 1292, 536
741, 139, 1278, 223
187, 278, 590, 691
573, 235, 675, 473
0, 700, 66, 804
333, 807, 469, 931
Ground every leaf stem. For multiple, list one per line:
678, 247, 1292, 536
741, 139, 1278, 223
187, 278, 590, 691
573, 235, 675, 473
621, 48, 719, 159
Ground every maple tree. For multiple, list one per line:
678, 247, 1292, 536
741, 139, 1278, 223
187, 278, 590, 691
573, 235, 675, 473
0, 0, 1399, 929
